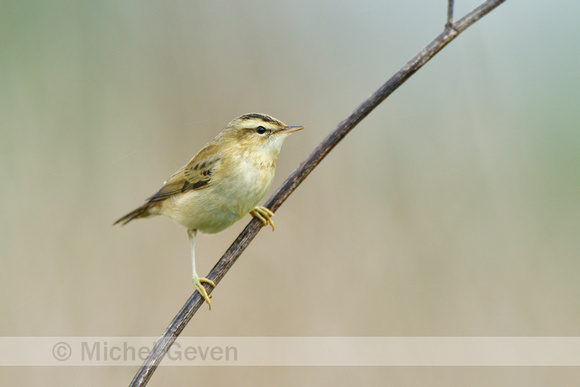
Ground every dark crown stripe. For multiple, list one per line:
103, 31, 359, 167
239, 113, 282, 126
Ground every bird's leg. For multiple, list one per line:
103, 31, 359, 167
250, 206, 275, 231
188, 229, 215, 310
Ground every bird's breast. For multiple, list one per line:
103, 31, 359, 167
227, 156, 275, 206
160, 153, 276, 234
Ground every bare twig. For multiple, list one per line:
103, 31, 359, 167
129, 1, 507, 385
447, 0, 456, 29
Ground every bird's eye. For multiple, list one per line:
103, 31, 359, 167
255, 126, 267, 134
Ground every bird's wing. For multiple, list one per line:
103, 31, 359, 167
147, 145, 222, 202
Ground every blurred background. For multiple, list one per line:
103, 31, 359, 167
2, 0, 579, 385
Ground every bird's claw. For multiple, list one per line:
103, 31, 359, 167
193, 275, 216, 310
250, 206, 275, 231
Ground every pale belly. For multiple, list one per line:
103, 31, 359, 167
159, 161, 274, 234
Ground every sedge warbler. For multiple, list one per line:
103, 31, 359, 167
114, 113, 305, 309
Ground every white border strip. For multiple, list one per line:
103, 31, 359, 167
2, 337, 580, 366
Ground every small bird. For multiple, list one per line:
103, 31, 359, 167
114, 113, 305, 309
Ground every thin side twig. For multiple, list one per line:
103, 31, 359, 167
129, 1, 506, 385
447, 0, 456, 29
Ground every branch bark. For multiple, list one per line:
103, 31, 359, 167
129, 1, 506, 385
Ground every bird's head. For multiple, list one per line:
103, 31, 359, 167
220, 113, 305, 157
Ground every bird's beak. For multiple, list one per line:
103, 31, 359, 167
277, 125, 305, 135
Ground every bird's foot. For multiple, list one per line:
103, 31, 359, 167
250, 206, 275, 231
193, 274, 216, 310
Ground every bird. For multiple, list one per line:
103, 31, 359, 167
114, 113, 305, 309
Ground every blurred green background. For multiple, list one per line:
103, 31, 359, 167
2, 0, 579, 385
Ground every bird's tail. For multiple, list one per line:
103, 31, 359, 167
113, 203, 154, 226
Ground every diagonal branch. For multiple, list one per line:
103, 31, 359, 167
129, 0, 507, 385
